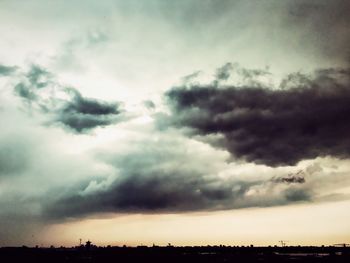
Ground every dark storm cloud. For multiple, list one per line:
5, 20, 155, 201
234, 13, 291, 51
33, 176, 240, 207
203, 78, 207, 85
42, 142, 239, 217
44, 171, 223, 218
54, 88, 122, 133
0, 64, 17, 76
42, 137, 311, 220
12, 64, 124, 133
56, 113, 116, 133
165, 66, 350, 166
44, 165, 311, 219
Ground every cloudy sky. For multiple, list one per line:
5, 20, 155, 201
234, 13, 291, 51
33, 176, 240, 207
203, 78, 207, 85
0, 0, 350, 247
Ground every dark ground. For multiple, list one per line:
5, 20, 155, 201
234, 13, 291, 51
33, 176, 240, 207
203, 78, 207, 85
1, 245, 350, 263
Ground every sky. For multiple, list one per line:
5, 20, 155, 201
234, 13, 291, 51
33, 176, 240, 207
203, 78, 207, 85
0, 0, 350, 247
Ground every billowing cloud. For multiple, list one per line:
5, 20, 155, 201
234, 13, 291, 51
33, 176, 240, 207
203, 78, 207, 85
165, 66, 350, 166
42, 131, 317, 220
12, 64, 124, 133
1, 63, 350, 230
2, 62, 350, 222
42, 145, 350, 220
53, 88, 123, 132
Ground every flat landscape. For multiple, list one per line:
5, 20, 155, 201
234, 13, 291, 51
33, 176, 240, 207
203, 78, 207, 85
1, 246, 350, 263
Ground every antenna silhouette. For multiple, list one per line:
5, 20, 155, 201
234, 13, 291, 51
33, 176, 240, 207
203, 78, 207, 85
279, 240, 288, 247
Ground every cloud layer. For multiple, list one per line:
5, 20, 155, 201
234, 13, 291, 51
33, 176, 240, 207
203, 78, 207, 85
12, 64, 124, 133
54, 88, 123, 132
165, 67, 350, 166
1, 61, 350, 225
43, 132, 314, 220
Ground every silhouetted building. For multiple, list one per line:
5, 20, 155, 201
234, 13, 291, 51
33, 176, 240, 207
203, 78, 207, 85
85, 240, 92, 251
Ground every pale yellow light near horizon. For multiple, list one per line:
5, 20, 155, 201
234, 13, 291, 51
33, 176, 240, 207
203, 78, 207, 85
40, 199, 350, 248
